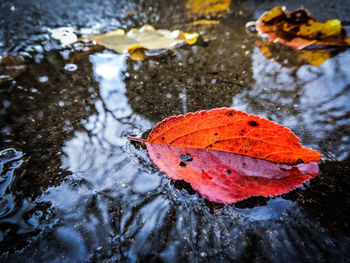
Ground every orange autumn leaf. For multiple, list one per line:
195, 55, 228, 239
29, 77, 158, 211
255, 6, 350, 50
129, 108, 322, 204
131, 108, 322, 164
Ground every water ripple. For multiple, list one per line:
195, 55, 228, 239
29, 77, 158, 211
0, 148, 23, 218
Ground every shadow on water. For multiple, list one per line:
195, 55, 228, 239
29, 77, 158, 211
1, 0, 350, 262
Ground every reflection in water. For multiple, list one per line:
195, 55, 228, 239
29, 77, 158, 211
256, 40, 345, 67
2, 47, 348, 261
0, 148, 23, 220
233, 46, 350, 161
50, 27, 78, 46
125, 16, 254, 122
0, 45, 102, 253
90, 52, 133, 118
1, 1, 350, 261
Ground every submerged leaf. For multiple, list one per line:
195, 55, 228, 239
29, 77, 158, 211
191, 19, 220, 26
129, 108, 322, 204
254, 6, 350, 49
186, 0, 231, 19
87, 25, 198, 60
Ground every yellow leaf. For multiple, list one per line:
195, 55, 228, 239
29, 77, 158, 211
298, 20, 342, 39
87, 25, 198, 60
186, 0, 231, 18
191, 19, 220, 26
258, 5, 286, 24
254, 6, 350, 49
129, 48, 147, 61
180, 32, 200, 45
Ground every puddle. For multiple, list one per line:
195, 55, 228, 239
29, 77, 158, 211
1, 0, 350, 262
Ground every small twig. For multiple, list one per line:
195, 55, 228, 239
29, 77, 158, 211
3, 43, 17, 57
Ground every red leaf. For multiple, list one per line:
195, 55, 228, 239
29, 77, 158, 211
129, 108, 322, 204
134, 108, 322, 164
144, 143, 319, 204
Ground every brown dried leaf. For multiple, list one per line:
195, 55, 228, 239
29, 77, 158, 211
255, 6, 350, 50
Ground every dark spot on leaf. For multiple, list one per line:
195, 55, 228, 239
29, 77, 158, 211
180, 153, 193, 162
179, 161, 187, 167
207, 144, 213, 148
297, 158, 304, 164
316, 31, 323, 39
241, 129, 245, 133
214, 133, 218, 136
227, 111, 234, 116
248, 121, 259, 127
242, 163, 247, 168
162, 137, 165, 140
227, 169, 232, 174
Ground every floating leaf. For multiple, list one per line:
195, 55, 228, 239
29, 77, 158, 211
186, 0, 231, 19
87, 25, 198, 60
254, 6, 350, 50
134, 108, 322, 164
129, 108, 322, 204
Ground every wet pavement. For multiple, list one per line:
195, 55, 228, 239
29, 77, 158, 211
1, 0, 350, 262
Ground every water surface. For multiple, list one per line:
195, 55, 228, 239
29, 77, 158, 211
1, 0, 350, 262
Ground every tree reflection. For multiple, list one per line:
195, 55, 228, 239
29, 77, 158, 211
233, 45, 350, 161
285, 158, 350, 236
0, 47, 101, 252
1, 1, 349, 261
125, 17, 254, 122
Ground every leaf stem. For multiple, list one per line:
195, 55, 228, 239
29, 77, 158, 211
127, 135, 146, 143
